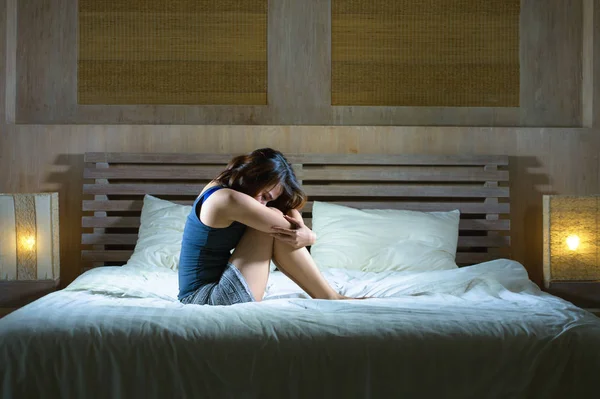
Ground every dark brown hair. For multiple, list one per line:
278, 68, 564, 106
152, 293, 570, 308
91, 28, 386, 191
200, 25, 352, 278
214, 148, 306, 212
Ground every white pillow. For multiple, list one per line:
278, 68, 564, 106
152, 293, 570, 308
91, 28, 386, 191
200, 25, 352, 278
310, 202, 460, 273
126, 195, 192, 271
126, 194, 277, 272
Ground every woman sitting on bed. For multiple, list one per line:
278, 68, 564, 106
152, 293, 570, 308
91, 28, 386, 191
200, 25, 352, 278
178, 148, 353, 305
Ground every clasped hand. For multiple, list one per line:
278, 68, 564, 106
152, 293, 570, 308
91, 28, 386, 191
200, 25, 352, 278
271, 215, 316, 249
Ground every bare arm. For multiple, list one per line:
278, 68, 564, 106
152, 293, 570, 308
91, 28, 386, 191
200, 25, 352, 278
219, 189, 293, 233
286, 208, 303, 223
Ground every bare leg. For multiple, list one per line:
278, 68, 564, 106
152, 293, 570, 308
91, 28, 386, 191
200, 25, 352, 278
229, 227, 272, 301
229, 207, 347, 301
273, 240, 342, 300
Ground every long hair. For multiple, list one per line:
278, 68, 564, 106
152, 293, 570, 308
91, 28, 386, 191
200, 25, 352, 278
214, 148, 306, 213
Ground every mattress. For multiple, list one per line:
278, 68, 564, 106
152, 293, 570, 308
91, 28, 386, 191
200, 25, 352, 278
1, 259, 599, 399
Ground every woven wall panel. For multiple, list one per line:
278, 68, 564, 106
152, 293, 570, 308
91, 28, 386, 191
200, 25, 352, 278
332, 0, 520, 107
78, 0, 267, 105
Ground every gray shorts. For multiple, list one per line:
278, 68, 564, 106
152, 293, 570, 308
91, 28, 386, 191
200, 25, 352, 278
180, 263, 255, 306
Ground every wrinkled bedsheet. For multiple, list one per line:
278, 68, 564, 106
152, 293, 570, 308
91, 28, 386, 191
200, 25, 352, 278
1, 259, 599, 399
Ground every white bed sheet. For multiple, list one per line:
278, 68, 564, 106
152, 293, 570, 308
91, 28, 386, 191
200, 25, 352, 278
1, 259, 599, 399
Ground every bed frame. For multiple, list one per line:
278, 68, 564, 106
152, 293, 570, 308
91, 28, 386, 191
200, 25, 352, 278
81, 152, 510, 270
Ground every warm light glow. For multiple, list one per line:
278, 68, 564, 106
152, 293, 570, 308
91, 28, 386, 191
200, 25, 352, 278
20, 235, 36, 251
566, 234, 580, 251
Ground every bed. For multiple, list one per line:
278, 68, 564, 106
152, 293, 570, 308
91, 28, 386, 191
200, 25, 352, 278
1, 152, 599, 399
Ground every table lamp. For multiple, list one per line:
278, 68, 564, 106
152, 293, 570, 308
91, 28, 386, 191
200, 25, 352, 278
543, 195, 599, 307
0, 193, 60, 282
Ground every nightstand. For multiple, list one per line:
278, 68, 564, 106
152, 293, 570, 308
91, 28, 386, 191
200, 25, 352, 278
0, 280, 60, 318
546, 281, 600, 318
584, 308, 600, 318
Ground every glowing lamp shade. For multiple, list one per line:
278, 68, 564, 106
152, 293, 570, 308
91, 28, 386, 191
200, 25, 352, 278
543, 195, 599, 288
0, 193, 60, 281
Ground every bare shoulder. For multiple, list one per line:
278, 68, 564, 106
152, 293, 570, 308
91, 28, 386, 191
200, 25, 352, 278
198, 181, 221, 197
198, 186, 239, 227
201, 187, 257, 217
210, 188, 257, 206
201, 186, 236, 207
204, 186, 241, 201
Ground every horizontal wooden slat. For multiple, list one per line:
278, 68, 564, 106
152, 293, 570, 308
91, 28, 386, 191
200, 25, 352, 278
84, 166, 225, 180
82, 199, 510, 214
455, 253, 499, 264
85, 152, 508, 166
85, 152, 236, 164
82, 216, 140, 228
294, 154, 508, 166
459, 219, 510, 231
304, 185, 509, 198
83, 199, 194, 211
81, 233, 509, 248
293, 154, 508, 165
82, 250, 133, 262
299, 166, 509, 182
82, 234, 138, 245
83, 200, 144, 211
458, 236, 510, 247
83, 184, 205, 195
85, 166, 509, 182
83, 183, 510, 197
301, 201, 509, 214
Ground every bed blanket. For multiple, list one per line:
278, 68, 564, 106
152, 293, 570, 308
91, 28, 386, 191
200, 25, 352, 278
1, 259, 599, 399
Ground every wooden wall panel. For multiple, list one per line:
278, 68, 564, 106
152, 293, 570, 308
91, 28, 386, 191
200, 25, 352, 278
331, 106, 521, 126
267, 0, 331, 124
595, 1, 600, 127
0, 0, 6, 123
16, 0, 75, 123
582, 0, 600, 128
520, 0, 583, 127
11, 0, 590, 126
583, 0, 594, 127
2, 0, 15, 123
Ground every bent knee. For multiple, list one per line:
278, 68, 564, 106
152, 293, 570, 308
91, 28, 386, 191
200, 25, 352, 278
242, 226, 272, 239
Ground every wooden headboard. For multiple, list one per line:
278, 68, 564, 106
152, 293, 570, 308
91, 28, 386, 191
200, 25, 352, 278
81, 152, 510, 270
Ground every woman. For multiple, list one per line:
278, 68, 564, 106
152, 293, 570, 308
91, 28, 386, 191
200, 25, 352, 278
178, 148, 350, 305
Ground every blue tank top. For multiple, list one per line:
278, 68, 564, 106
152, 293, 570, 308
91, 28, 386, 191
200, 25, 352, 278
178, 186, 246, 300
